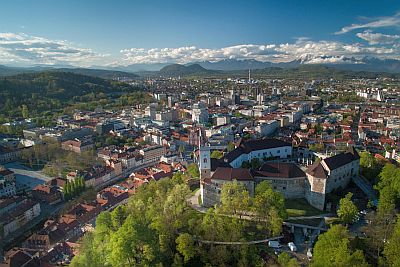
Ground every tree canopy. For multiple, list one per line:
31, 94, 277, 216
337, 192, 359, 224
311, 224, 369, 267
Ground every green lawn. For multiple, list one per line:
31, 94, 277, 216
285, 198, 325, 217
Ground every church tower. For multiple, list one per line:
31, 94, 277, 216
199, 146, 211, 179
198, 129, 211, 205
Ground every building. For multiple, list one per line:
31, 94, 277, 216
0, 169, 16, 198
0, 146, 20, 163
139, 145, 167, 164
224, 138, 292, 168
202, 167, 254, 207
192, 102, 209, 124
252, 163, 306, 199
255, 120, 279, 137
61, 138, 94, 154
0, 199, 41, 237
32, 184, 63, 205
305, 147, 360, 210
199, 137, 360, 210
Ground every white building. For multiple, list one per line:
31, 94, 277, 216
192, 103, 209, 124
255, 120, 279, 137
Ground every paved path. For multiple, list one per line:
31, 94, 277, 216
198, 236, 283, 245
352, 175, 378, 206
5, 162, 53, 182
287, 214, 332, 220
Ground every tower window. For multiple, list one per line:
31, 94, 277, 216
204, 158, 207, 163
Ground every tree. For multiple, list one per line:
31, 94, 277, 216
187, 163, 200, 179
337, 192, 359, 224
21, 104, 29, 118
220, 180, 251, 219
359, 151, 383, 183
375, 164, 400, 213
383, 216, 400, 266
252, 181, 287, 235
210, 150, 224, 159
111, 205, 127, 230
363, 208, 397, 261
277, 252, 300, 267
227, 142, 236, 152
312, 225, 369, 267
175, 233, 195, 263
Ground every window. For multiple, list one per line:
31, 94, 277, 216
277, 150, 280, 153
283, 187, 286, 190
204, 158, 207, 163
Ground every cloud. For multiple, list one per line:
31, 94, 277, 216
120, 39, 400, 65
356, 30, 400, 45
335, 12, 400, 34
0, 32, 108, 66
120, 44, 277, 64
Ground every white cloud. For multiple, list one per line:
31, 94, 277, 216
120, 44, 277, 64
120, 39, 400, 65
0, 32, 108, 67
336, 12, 400, 34
356, 30, 400, 45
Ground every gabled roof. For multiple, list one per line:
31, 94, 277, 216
253, 162, 306, 179
211, 167, 253, 181
323, 147, 359, 171
306, 161, 328, 179
223, 138, 291, 163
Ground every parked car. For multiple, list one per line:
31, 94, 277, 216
288, 242, 297, 252
268, 241, 282, 249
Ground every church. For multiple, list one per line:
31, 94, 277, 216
199, 138, 360, 210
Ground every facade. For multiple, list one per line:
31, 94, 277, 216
140, 145, 167, 164
0, 199, 41, 237
225, 138, 293, 168
252, 163, 306, 199
0, 169, 16, 198
192, 103, 209, 124
61, 138, 94, 153
32, 184, 63, 205
305, 147, 360, 210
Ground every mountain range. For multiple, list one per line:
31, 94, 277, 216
1, 56, 400, 79
106, 56, 400, 73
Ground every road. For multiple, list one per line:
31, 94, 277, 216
5, 162, 53, 192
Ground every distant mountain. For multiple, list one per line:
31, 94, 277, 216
0, 65, 138, 79
188, 57, 400, 73
108, 63, 171, 72
158, 63, 218, 76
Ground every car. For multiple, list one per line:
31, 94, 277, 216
288, 242, 297, 252
268, 241, 282, 249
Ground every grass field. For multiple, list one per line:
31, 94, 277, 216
285, 198, 325, 217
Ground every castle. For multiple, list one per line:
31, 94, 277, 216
199, 138, 360, 210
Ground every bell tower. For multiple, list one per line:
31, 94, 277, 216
199, 146, 211, 179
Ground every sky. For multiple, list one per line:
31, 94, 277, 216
0, 0, 399, 67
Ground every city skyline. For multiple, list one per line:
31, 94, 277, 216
0, 0, 399, 67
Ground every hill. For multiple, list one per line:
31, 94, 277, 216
54, 68, 139, 79
0, 71, 140, 120
0, 65, 139, 80
158, 63, 218, 76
